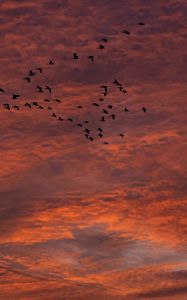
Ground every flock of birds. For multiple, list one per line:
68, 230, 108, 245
0, 22, 147, 145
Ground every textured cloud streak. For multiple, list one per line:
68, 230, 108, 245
0, 0, 187, 299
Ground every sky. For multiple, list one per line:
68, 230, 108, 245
0, 0, 187, 299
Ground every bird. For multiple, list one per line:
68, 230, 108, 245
23, 77, 31, 83
138, 22, 145, 25
36, 67, 43, 73
47, 107, 53, 110
46, 86, 52, 94
100, 85, 108, 93
92, 103, 99, 107
73, 53, 79, 59
77, 105, 83, 109
52, 113, 57, 118
88, 55, 94, 62
68, 118, 73, 122
84, 120, 89, 124
54, 99, 61, 103
100, 116, 105, 122
98, 44, 105, 49
36, 86, 43, 93
101, 38, 107, 43
119, 86, 123, 92
84, 128, 90, 134
98, 133, 103, 138
59, 117, 63, 121
103, 92, 107, 97
0, 88, 5, 93
32, 102, 39, 106
98, 127, 103, 132
44, 98, 50, 102
13, 105, 19, 110
111, 114, 116, 120
89, 137, 94, 141
122, 30, 130, 34
113, 79, 120, 85
38, 105, 44, 109
48, 60, 55, 65
85, 134, 89, 139
104, 141, 109, 144
119, 133, 124, 138
24, 102, 31, 108
3, 104, 10, 110
99, 98, 104, 101
142, 107, 146, 112
123, 89, 127, 93
12, 94, 20, 99
124, 107, 129, 112
102, 108, 108, 114
108, 105, 113, 109
77, 123, 82, 127
28, 70, 35, 76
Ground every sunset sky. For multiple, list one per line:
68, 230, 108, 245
0, 0, 187, 299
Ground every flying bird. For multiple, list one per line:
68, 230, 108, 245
28, 70, 35, 76
23, 77, 31, 83
36, 86, 43, 93
0, 88, 5, 93
111, 114, 116, 120
142, 107, 146, 112
68, 118, 73, 122
101, 38, 107, 43
59, 117, 63, 121
47, 107, 53, 110
99, 98, 104, 101
32, 102, 39, 106
122, 30, 130, 35
138, 22, 145, 25
98, 44, 105, 49
44, 98, 50, 102
102, 108, 108, 114
52, 113, 57, 118
36, 67, 43, 73
48, 60, 55, 65
3, 104, 10, 110
104, 141, 109, 144
13, 105, 20, 110
88, 55, 94, 61
38, 105, 44, 109
98, 133, 103, 138
46, 86, 52, 93
77, 105, 83, 109
89, 137, 94, 141
100, 116, 105, 122
73, 53, 79, 59
124, 107, 129, 112
119, 133, 124, 138
108, 105, 113, 109
54, 99, 61, 103
77, 123, 82, 127
98, 127, 103, 132
12, 94, 20, 99
24, 102, 31, 108
92, 103, 99, 107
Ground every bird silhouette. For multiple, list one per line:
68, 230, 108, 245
24, 77, 31, 83
3, 104, 10, 110
58, 117, 63, 121
77, 123, 82, 127
68, 118, 73, 122
142, 107, 146, 112
85, 134, 89, 139
84, 120, 89, 124
24, 102, 31, 108
52, 113, 57, 118
99, 98, 104, 101
88, 55, 94, 61
47, 107, 53, 110
124, 107, 129, 112
98, 127, 103, 132
122, 30, 130, 34
54, 99, 61, 103
36, 67, 43, 73
38, 105, 44, 109
12, 94, 20, 99
98, 44, 105, 49
13, 105, 19, 110
46, 86, 52, 93
44, 98, 50, 102
32, 102, 39, 106
77, 105, 83, 109
138, 22, 145, 25
98, 133, 103, 138
101, 38, 107, 43
93, 103, 100, 107
100, 116, 105, 122
36, 86, 43, 93
84, 128, 90, 134
0, 88, 5, 93
100, 85, 108, 93
111, 114, 116, 120
108, 105, 113, 109
89, 137, 94, 141
119, 133, 124, 138
103, 92, 107, 96
28, 70, 35, 76
104, 141, 109, 144
102, 108, 108, 114
73, 53, 79, 59
48, 60, 55, 65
